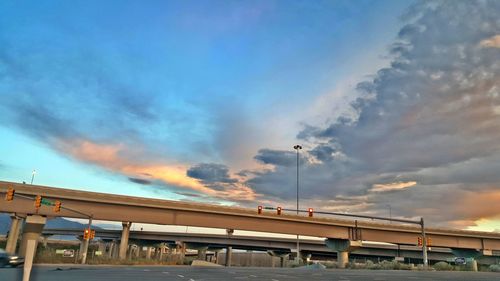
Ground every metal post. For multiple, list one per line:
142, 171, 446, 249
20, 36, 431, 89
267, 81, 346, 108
296, 148, 300, 263
293, 144, 302, 263
296, 146, 299, 216
80, 216, 93, 264
420, 217, 428, 269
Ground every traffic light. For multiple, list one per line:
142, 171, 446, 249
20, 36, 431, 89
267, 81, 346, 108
427, 237, 432, 246
5, 188, 15, 201
90, 230, 96, 240
83, 228, 90, 240
277, 206, 282, 215
54, 201, 62, 212
258, 205, 263, 214
308, 208, 314, 217
34, 195, 42, 209
417, 236, 423, 246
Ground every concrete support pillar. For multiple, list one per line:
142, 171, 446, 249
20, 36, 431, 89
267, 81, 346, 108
268, 250, 290, 268
470, 259, 478, 272
5, 215, 23, 255
132, 245, 139, 259
158, 245, 165, 261
19, 215, 46, 281
18, 216, 46, 258
176, 241, 186, 261
119, 222, 131, 260
225, 246, 232, 267
108, 241, 115, 258
197, 249, 207, 260
325, 239, 361, 269
337, 251, 349, 268
248, 250, 254, 266
146, 247, 153, 259
214, 250, 220, 264
280, 256, 286, 268
41, 236, 48, 248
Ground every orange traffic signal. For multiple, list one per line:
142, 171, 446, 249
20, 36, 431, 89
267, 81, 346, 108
308, 208, 314, 217
34, 195, 42, 209
90, 230, 96, 239
277, 206, 282, 215
83, 228, 90, 240
54, 201, 62, 212
5, 188, 15, 201
417, 236, 423, 247
427, 237, 432, 246
258, 206, 263, 214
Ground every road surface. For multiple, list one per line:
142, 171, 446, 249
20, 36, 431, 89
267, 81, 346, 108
1, 266, 498, 281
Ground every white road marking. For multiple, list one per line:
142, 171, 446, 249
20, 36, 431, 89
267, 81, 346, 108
250, 275, 257, 277
272, 279, 280, 281
177, 274, 184, 278
143, 269, 150, 272
162, 272, 170, 274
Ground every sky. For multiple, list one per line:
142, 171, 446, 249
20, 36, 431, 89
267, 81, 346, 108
0, 0, 499, 232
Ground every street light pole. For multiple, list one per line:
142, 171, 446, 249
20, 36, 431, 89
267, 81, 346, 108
30, 170, 36, 185
420, 217, 428, 269
293, 144, 302, 264
81, 216, 93, 264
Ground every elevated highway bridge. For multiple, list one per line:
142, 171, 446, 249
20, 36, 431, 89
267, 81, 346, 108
41, 228, 464, 263
1, 180, 499, 271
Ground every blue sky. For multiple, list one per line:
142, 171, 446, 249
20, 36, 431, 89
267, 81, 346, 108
1, 0, 499, 231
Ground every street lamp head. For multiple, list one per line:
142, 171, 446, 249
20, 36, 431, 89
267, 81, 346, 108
293, 145, 302, 150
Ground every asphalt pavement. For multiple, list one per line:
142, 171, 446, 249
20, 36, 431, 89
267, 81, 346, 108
1, 266, 499, 281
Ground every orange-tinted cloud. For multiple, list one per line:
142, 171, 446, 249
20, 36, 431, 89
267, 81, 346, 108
59, 140, 126, 169
57, 139, 257, 201
450, 190, 500, 221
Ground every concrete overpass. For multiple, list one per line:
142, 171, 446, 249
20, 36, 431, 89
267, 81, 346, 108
41, 228, 462, 263
2, 180, 500, 272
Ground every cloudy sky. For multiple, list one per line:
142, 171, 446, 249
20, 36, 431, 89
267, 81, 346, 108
0, 0, 499, 231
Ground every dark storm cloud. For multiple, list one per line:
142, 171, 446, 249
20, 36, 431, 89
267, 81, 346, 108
128, 177, 152, 185
187, 163, 237, 184
308, 142, 339, 163
246, 0, 500, 226
254, 149, 303, 167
